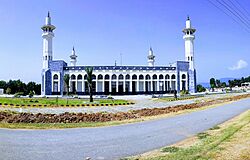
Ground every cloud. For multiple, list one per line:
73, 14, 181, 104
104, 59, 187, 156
229, 59, 248, 70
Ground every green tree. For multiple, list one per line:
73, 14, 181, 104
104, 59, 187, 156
64, 74, 70, 104
0, 81, 7, 91
197, 84, 206, 92
85, 67, 93, 102
28, 90, 34, 98
216, 79, 221, 88
6, 87, 11, 94
64, 74, 70, 96
221, 82, 226, 88
210, 78, 216, 91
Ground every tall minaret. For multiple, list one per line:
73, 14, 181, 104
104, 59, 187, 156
70, 47, 77, 66
41, 12, 56, 69
183, 16, 196, 70
183, 16, 197, 93
147, 47, 155, 67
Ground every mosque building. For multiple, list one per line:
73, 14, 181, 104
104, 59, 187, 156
41, 13, 197, 96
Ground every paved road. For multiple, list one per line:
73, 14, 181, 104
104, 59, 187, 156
0, 98, 250, 160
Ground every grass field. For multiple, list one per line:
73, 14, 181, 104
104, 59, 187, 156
0, 97, 128, 106
128, 110, 250, 160
157, 95, 203, 102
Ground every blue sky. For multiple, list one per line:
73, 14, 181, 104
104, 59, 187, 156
0, 0, 249, 83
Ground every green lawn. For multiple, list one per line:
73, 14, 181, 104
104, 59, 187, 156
0, 97, 129, 106
157, 95, 203, 102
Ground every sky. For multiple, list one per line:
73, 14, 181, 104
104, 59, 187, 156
0, 0, 249, 84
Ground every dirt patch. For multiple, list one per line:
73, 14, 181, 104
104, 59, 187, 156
0, 94, 249, 124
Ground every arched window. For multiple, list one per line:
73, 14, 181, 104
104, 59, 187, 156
171, 74, 176, 79
146, 74, 151, 80
92, 74, 96, 80
139, 75, 144, 80
105, 74, 110, 80
98, 74, 103, 80
182, 74, 186, 79
112, 74, 117, 80
53, 74, 58, 80
159, 74, 163, 79
165, 74, 170, 79
118, 74, 124, 80
153, 74, 157, 79
71, 74, 76, 80
125, 74, 130, 80
132, 74, 137, 80
77, 74, 82, 80
84, 75, 87, 80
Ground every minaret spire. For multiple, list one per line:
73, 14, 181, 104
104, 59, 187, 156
41, 12, 56, 69
70, 46, 77, 66
147, 47, 155, 67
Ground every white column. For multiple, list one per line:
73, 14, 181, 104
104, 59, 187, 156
157, 78, 160, 91
136, 79, 139, 92
116, 80, 119, 92
151, 80, 153, 92
123, 80, 126, 92
129, 80, 132, 92
82, 80, 84, 92
143, 80, 146, 92
102, 80, 105, 92
95, 80, 98, 92
76, 78, 78, 92
109, 80, 112, 93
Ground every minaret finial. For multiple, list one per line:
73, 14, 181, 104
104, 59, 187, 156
73, 46, 75, 51
187, 15, 190, 20
48, 11, 50, 18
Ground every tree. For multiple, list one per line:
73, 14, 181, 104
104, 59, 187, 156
64, 74, 70, 104
216, 79, 221, 88
210, 78, 216, 91
85, 67, 93, 102
64, 74, 70, 95
197, 84, 206, 92
0, 81, 7, 91
6, 88, 11, 94
221, 82, 226, 88
28, 90, 34, 98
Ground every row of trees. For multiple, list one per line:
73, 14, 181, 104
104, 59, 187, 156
210, 76, 250, 90
228, 76, 250, 88
209, 78, 227, 90
0, 80, 41, 95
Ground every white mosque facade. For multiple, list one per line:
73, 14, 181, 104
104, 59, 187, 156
41, 13, 197, 96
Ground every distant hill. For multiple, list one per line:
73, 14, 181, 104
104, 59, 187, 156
198, 82, 210, 88
219, 77, 236, 84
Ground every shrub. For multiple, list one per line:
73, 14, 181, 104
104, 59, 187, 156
107, 96, 114, 99
180, 90, 189, 96
6, 88, 11, 94
161, 146, 180, 153
14, 92, 25, 98
28, 91, 34, 98
197, 132, 210, 139
209, 125, 220, 130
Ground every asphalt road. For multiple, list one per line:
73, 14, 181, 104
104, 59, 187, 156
0, 98, 250, 160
